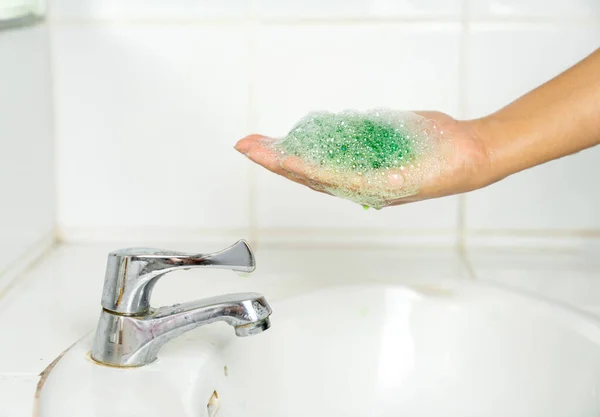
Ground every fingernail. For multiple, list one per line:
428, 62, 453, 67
234, 140, 246, 153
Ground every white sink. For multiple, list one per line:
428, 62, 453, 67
37, 280, 600, 417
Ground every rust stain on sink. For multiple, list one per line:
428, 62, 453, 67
409, 284, 454, 297
33, 340, 77, 417
207, 390, 220, 417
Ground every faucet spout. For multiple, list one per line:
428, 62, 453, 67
91, 292, 272, 367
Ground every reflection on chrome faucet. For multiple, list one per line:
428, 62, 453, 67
91, 240, 272, 367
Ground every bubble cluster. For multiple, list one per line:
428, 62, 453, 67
269, 109, 446, 208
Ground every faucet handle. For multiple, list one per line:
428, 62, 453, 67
100, 240, 256, 315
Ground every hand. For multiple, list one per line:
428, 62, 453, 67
236, 49, 600, 208
235, 111, 493, 208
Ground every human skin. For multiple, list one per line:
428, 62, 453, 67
235, 48, 600, 207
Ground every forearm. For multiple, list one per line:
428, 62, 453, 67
471, 48, 600, 184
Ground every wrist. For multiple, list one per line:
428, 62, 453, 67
459, 115, 509, 190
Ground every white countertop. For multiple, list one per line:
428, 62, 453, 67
1, 243, 599, 417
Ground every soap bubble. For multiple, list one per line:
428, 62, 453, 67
268, 109, 449, 208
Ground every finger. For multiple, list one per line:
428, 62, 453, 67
234, 134, 269, 154
241, 139, 332, 195
234, 134, 275, 155
243, 141, 285, 174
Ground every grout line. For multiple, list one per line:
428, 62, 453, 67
454, 0, 476, 288
46, 16, 60, 242
457, 195, 467, 250
458, 0, 470, 121
467, 229, 600, 237
0, 232, 57, 302
467, 19, 600, 29
55, 226, 600, 241
56, 227, 250, 244
251, 228, 459, 236
257, 18, 461, 27
459, 245, 597, 255
456, 0, 469, 253
48, 16, 600, 27
48, 17, 461, 26
49, 18, 250, 26
458, 242, 478, 280
57, 226, 457, 240
256, 241, 457, 251
245, 7, 259, 247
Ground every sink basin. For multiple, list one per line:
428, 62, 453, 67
37, 281, 600, 417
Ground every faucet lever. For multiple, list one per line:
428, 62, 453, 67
100, 240, 255, 315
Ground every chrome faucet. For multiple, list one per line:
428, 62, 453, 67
91, 240, 272, 367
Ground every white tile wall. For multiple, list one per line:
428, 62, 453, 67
50, 0, 462, 20
0, 24, 54, 278
0, 245, 102, 375
465, 25, 600, 119
465, 25, 600, 233
50, 0, 249, 20
254, 24, 461, 234
47, 0, 600, 245
52, 26, 251, 235
468, 0, 600, 19
254, 0, 462, 19
468, 248, 600, 312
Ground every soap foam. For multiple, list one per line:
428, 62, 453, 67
269, 109, 448, 209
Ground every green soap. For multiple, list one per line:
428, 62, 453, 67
273, 110, 423, 173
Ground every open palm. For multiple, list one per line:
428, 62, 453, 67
235, 112, 492, 208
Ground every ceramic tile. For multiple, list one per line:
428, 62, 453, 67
254, 0, 462, 19
465, 234, 600, 250
0, 246, 102, 374
254, 167, 460, 232
256, 228, 458, 247
468, 0, 600, 19
0, 376, 37, 417
153, 246, 471, 306
465, 25, 600, 232
52, 26, 251, 234
0, 24, 54, 275
465, 25, 600, 119
253, 24, 461, 231
468, 248, 600, 309
50, 0, 249, 19
466, 148, 600, 231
